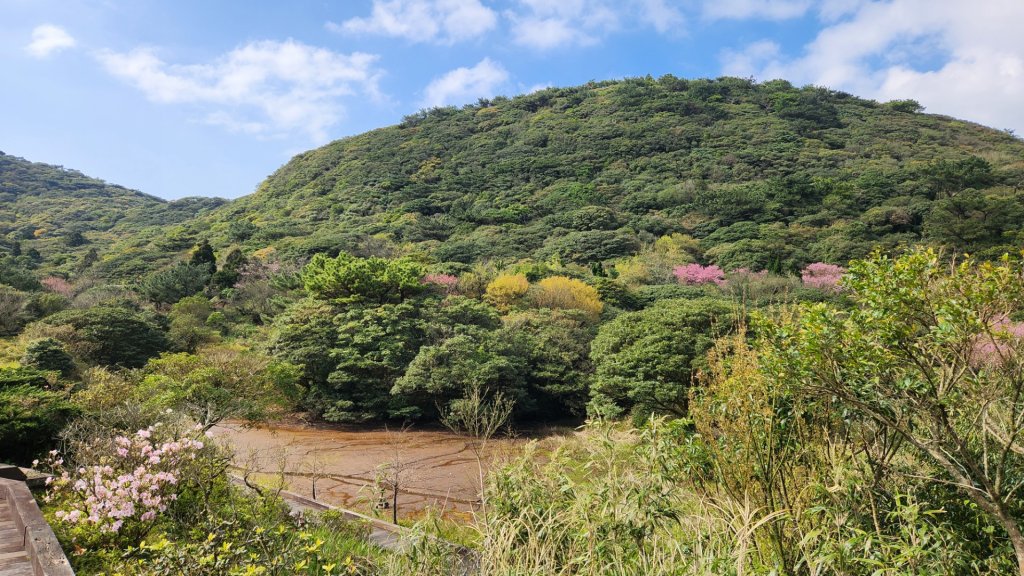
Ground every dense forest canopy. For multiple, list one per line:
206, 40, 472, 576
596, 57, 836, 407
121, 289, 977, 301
186, 75, 1024, 273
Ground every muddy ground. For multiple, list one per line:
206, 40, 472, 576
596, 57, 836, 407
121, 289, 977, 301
212, 420, 552, 519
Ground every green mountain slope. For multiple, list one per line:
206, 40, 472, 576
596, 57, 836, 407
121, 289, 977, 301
186, 76, 1024, 273
0, 152, 226, 276
7, 76, 1024, 280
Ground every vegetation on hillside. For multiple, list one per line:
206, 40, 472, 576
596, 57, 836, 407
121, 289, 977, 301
181, 76, 1024, 274
5, 76, 1024, 573
0, 151, 225, 279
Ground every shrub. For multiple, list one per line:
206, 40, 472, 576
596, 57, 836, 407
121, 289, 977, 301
139, 347, 302, 429
22, 338, 76, 377
423, 273, 459, 294
41, 276, 74, 297
45, 427, 206, 539
0, 384, 77, 465
34, 306, 169, 368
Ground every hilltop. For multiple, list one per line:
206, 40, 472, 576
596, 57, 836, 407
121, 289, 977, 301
186, 76, 1024, 273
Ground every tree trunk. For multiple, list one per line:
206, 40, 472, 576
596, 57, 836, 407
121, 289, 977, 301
987, 501, 1024, 576
1004, 516, 1024, 576
392, 485, 398, 525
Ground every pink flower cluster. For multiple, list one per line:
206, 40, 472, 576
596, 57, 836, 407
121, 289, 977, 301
801, 262, 845, 292
973, 316, 1024, 366
46, 428, 204, 534
673, 264, 726, 286
729, 268, 768, 281
423, 273, 459, 294
40, 276, 73, 297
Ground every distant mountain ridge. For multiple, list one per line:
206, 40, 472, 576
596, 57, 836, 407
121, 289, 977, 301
0, 151, 226, 277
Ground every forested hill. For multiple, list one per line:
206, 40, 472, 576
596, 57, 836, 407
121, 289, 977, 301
188, 75, 1024, 273
0, 152, 226, 277
6, 76, 1024, 279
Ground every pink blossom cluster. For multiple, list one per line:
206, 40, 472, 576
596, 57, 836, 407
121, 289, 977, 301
801, 262, 846, 292
729, 268, 768, 281
45, 428, 204, 534
673, 263, 726, 286
40, 276, 73, 297
423, 273, 459, 294
973, 316, 1024, 366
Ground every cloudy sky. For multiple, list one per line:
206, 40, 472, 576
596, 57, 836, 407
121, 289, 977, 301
2, 0, 1022, 199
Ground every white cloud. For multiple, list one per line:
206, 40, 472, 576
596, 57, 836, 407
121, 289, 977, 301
506, 0, 683, 50
720, 40, 781, 77
421, 57, 509, 107
523, 82, 553, 94
720, 0, 1024, 134
817, 0, 869, 21
703, 0, 813, 21
96, 40, 382, 142
330, 0, 497, 44
25, 24, 76, 58
637, 0, 687, 34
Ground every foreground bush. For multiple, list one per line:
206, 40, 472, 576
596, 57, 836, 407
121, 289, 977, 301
41, 414, 382, 575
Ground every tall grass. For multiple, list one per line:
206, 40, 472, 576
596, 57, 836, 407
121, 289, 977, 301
381, 417, 1012, 575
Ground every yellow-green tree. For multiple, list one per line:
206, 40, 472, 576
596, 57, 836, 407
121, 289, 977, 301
485, 273, 529, 311
530, 276, 603, 318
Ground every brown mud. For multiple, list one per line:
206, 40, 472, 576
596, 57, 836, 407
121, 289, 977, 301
212, 420, 566, 520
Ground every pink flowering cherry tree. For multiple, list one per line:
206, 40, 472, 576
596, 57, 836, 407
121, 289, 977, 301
728, 267, 768, 281
423, 273, 459, 294
801, 262, 846, 292
43, 426, 205, 544
673, 263, 726, 286
40, 276, 74, 298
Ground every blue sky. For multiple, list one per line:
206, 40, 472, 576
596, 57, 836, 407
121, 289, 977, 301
2, 0, 1022, 200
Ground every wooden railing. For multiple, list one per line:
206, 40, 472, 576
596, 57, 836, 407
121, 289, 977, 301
0, 478, 74, 576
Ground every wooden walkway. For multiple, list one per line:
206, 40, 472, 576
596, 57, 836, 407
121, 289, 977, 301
0, 478, 73, 576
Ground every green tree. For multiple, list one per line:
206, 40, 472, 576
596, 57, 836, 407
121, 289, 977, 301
393, 328, 528, 420
35, 306, 168, 368
502, 309, 595, 417
0, 384, 77, 465
64, 229, 87, 247
301, 252, 425, 305
211, 247, 247, 289
762, 249, 1024, 574
190, 240, 217, 274
269, 298, 339, 392
0, 285, 28, 335
22, 338, 76, 377
589, 298, 736, 423
139, 347, 301, 430
0, 256, 40, 291
139, 263, 211, 307
320, 301, 429, 422
167, 295, 219, 352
